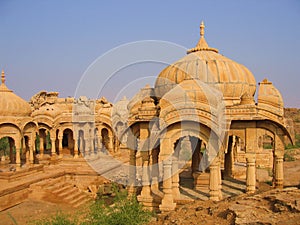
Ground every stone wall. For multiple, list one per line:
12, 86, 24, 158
285, 108, 300, 135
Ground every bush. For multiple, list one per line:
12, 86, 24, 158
35, 183, 153, 225
85, 185, 153, 225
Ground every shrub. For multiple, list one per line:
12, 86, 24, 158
85, 185, 153, 225
35, 183, 153, 225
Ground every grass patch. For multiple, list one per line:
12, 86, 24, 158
34, 183, 153, 225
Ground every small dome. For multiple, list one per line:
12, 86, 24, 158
0, 70, 31, 117
257, 78, 284, 116
159, 79, 224, 129
155, 22, 256, 106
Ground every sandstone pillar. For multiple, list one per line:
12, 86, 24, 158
274, 134, 284, 189
209, 158, 220, 201
171, 155, 180, 199
218, 160, 223, 200
108, 135, 114, 152
151, 148, 159, 192
128, 149, 137, 196
29, 138, 34, 164
15, 141, 21, 170
58, 136, 63, 158
138, 151, 152, 201
274, 155, 284, 188
90, 136, 95, 157
50, 138, 56, 157
159, 157, 176, 212
74, 139, 79, 158
39, 136, 44, 158
246, 155, 256, 193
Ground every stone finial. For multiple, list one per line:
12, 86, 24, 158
200, 21, 205, 37
187, 21, 218, 54
1, 69, 5, 84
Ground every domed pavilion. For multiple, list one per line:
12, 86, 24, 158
124, 22, 293, 212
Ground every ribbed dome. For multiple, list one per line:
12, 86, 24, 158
257, 78, 284, 116
0, 71, 31, 117
159, 79, 224, 132
155, 22, 256, 106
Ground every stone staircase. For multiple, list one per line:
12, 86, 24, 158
30, 176, 92, 208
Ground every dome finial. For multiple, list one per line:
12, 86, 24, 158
1, 69, 5, 84
187, 22, 218, 54
200, 21, 205, 37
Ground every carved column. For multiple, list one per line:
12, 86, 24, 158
58, 135, 63, 158
159, 138, 176, 212
50, 138, 56, 157
29, 137, 34, 164
90, 135, 95, 157
274, 155, 284, 188
159, 157, 176, 212
274, 134, 284, 188
39, 136, 44, 158
209, 158, 220, 201
171, 155, 180, 199
79, 135, 84, 156
128, 149, 137, 196
246, 155, 256, 193
74, 139, 79, 158
108, 135, 114, 152
139, 123, 152, 199
139, 151, 151, 198
15, 140, 21, 170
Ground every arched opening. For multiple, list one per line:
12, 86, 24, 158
0, 137, 16, 164
101, 128, 110, 152
172, 135, 207, 194
62, 129, 74, 156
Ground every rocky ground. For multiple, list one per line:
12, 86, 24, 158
155, 187, 300, 225
155, 148, 300, 225
0, 149, 299, 225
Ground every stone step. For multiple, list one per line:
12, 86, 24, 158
36, 177, 65, 188
46, 181, 69, 192
69, 193, 88, 205
73, 196, 91, 208
57, 186, 76, 198
64, 191, 83, 202
52, 184, 74, 195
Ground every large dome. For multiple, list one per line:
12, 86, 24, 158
0, 71, 32, 117
155, 22, 256, 106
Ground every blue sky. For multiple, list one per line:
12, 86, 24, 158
0, 0, 299, 107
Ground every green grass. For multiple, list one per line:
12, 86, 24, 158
34, 184, 153, 225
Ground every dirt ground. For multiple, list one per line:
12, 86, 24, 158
0, 149, 299, 225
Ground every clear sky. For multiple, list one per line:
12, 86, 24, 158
0, 0, 299, 107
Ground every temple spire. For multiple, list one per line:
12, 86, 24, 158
1, 70, 5, 84
200, 21, 205, 38
187, 21, 218, 54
